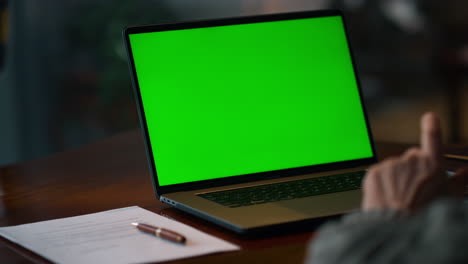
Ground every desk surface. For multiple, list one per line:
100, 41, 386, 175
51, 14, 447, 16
0, 130, 466, 264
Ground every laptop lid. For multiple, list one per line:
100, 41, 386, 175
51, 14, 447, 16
124, 10, 377, 198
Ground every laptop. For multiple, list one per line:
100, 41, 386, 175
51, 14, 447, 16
123, 10, 377, 234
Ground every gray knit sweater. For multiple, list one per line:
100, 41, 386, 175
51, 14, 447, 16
306, 199, 468, 264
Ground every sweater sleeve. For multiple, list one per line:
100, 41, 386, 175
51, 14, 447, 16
305, 199, 468, 264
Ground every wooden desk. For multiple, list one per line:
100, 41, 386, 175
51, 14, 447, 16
0, 130, 466, 263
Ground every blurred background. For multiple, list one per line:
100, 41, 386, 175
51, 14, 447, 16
0, 0, 467, 166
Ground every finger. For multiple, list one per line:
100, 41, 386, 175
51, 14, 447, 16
402, 147, 420, 159
362, 169, 385, 211
404, 156, 430, 209
408, 157, 446, 210
379, 159, 401, 208
420, 112, 442, 162
399, 149, 420, 191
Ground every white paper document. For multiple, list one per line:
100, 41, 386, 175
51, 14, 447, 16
0, 206, 239, 264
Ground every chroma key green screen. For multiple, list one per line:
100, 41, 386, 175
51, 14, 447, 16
128, 15, 373, 186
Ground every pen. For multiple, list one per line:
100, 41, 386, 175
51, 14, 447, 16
131, 222, 186, 244
445, 154, 468, 161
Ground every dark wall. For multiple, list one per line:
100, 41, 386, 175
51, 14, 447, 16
0, 0, 467, 165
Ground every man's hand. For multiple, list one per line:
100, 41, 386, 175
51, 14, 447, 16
362, 112, 467, 212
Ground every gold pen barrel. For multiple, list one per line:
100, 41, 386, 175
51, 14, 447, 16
133, 223, 186, 244
157, 228, 186, 244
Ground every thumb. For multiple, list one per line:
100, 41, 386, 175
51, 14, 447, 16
420, 112, 442, 162
448, 168, 468, 198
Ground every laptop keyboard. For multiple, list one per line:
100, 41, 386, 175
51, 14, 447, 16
197, 171, 366, 208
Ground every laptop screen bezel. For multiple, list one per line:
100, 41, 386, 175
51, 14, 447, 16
123, 9, 377, 197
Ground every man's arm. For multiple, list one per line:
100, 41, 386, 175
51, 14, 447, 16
307, 199, 468, 264
306, 113, 468, 264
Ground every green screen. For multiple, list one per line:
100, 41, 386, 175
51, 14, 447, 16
129, 15, 373, 186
